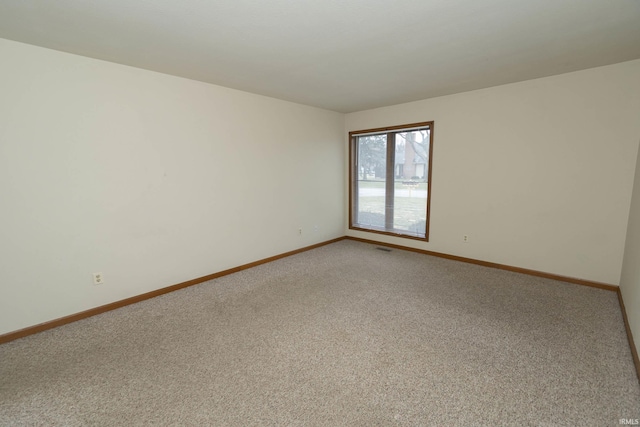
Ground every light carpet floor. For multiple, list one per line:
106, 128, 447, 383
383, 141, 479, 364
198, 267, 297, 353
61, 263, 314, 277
1, 240, 639, 426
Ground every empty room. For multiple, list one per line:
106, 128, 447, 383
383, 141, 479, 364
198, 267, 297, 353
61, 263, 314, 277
1, 0, 640, 425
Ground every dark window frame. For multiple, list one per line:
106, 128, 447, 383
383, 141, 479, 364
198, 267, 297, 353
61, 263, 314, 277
349, 121, 434, 242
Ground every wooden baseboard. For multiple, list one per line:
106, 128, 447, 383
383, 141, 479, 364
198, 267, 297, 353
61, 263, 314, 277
0, 235, 624, 347
0, 237, 346, 345
2, 232, 638, 388
617, 288, 640, 384
344, 236, 618, 291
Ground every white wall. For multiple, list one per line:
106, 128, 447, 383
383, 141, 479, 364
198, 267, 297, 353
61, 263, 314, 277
620, 140, 640, 360
2, 36, 639, 338
346, 60, 640, 285
0, 39, 344, 336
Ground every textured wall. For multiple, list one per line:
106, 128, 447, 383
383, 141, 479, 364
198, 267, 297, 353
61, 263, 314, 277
620, 139, 640, 364
0, 39, 345, 335
346, 60, 640, 285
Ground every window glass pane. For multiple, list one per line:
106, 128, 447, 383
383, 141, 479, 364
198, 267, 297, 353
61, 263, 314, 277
356, 134, 386, 229
350, 122, 432, 241
393, 130, 429, 237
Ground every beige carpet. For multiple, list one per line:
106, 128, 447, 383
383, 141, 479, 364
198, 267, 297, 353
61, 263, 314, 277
1, 240, 639, 426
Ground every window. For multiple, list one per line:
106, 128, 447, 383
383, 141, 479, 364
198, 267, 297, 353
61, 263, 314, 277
349, 122, 433, 241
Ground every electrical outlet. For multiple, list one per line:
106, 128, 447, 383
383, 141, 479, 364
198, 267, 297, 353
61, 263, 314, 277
313, 225, 319, 233
298, 228, 303, 235
93, 272, 104, 285
463, 235, 469, 243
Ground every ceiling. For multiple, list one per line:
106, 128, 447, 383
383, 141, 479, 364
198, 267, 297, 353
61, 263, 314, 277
1, 1, 639, 113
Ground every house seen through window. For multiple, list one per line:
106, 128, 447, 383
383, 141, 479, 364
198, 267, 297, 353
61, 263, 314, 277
349, 122, 433, 241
